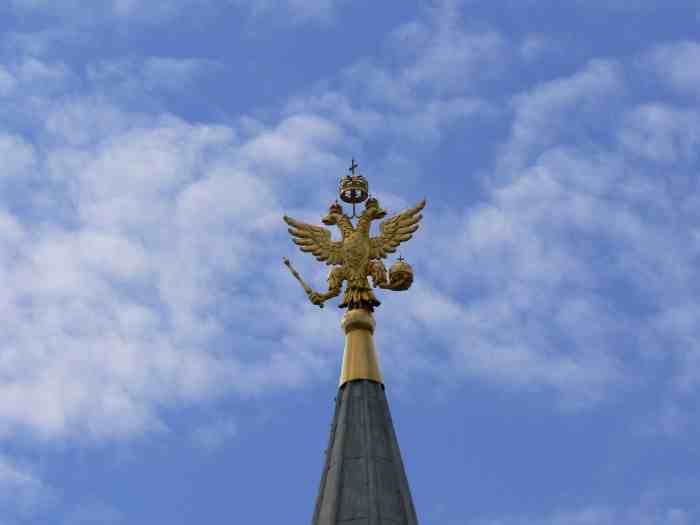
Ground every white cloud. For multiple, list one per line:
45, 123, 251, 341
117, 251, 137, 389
86, 57, 223, 99
342, 3, 507, 108
519, 34, 550, 62
645, 41, 700, 96
233, 0, 343, 24
1, 0, 700, 447
638, 401, 695, 438
471, 504, 693, 525
9, 0, 187, 21
350, 52, 700, 410
237, 114, 344, 178
500, 58, 623, 174
8, 0, 345, 24
0, 133, 37, 178
389, 20, 505, 96
0, 74, 344, 440
0, 456, 53, 519
189, 418, 238, 452
0, 57, 72, 100
0, 66, 17, 95
619, 103, 700, 164
285, 1, 501, 156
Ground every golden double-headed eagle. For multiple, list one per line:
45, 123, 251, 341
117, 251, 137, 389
283, 168, 425, 311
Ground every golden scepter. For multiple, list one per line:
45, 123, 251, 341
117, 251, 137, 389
283, 257, 323, 308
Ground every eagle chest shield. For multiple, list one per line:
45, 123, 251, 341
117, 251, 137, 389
343, 234, 370, 271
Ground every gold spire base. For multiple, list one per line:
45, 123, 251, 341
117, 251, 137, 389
339, 309, 383, 387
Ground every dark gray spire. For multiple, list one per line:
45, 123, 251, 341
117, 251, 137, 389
312, 379, 419, 525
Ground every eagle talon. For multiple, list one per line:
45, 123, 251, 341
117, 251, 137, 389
308, 292, 326, 307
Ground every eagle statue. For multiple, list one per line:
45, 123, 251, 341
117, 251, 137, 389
283, 196, 426, 311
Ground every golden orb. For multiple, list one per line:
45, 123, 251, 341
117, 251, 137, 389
387, 257, 413, 291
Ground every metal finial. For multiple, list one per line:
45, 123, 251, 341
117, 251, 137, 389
340, 158, 369, 218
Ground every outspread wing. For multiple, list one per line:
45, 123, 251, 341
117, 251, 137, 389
283, 215, 344, 265
370, 199, 426, 259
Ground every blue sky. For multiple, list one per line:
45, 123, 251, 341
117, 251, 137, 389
1, 1, 699, 524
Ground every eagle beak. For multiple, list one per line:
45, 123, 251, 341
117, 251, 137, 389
376, 208, 387, 219
322, 213, 336, 225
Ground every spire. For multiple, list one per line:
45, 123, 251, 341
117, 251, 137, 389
311, 380, 419, 525
281, 161, 425, 524
311, 310, 419, 524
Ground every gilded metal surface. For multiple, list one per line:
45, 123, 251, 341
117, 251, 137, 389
339, 158, 369, 206
283, 164, 426, 312
290, 163, 422, 522
283, 257, 323, 308
339, 309, 383, 386
282, 161, 426, 385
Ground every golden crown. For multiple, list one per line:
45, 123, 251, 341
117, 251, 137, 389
339, 159, 369, 204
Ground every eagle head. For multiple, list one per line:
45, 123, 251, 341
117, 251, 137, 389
322, 200, 344, 225
364, 196, 387, 220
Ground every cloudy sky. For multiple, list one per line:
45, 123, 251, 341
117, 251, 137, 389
1, 1, 699, 523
